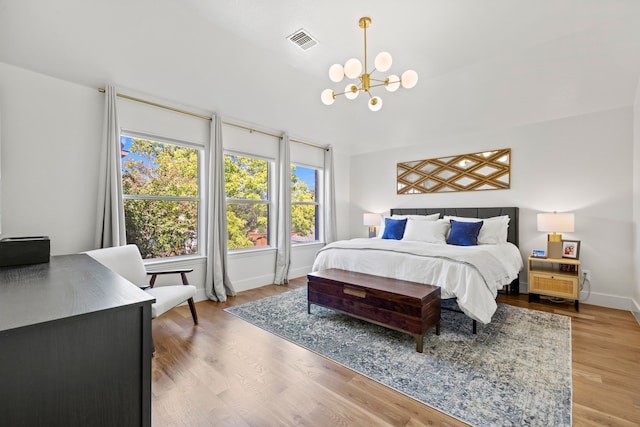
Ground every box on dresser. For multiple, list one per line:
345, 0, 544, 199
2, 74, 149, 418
0, 236, 50, 267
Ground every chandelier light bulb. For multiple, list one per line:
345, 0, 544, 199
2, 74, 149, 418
385, 75, 400, 92
328, 64, 345, 83
401, 70, 419, 89
344, 58, 363, 79
344, 84, 359, 100
320, 89, 335, 105
368, 96, 383, 111
374, 52, 393, 72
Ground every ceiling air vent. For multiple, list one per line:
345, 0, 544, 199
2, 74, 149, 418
287, 28, 318, 51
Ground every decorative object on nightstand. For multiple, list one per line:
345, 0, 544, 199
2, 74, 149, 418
363, 213, 381, 238
537, 212, 574, 259
562, 240, 580, 259
528, 256, 581, 311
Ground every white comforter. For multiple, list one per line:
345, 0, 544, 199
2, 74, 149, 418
312, 238, 523, 324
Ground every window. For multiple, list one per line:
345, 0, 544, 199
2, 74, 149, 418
121, 134, 201, 259
225, 153, 271, 250
291, 164, 319, 244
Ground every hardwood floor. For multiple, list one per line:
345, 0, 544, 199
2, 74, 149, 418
151, 278, 640, 426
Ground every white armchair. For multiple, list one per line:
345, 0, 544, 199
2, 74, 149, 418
85, 244, 198, 324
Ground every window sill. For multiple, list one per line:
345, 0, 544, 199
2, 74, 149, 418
143, 255, 206, 270
228, 246, 277, 258
291, 241, 323, 248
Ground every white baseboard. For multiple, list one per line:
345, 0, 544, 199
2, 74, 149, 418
193, 274, 272, 302
194, 288, 208, 302
289, 265, 313, 282
578, 290, 633, 311
631, 297, 640, 326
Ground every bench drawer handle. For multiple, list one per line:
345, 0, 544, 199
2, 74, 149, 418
344, 287, 366, 298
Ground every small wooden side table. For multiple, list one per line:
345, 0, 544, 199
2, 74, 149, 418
528, 256, 581, 311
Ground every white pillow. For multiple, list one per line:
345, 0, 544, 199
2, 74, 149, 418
392, 213, 440, 221
402, 219, 450, 244
442, 215, 510, 244
377, 213, 440, 237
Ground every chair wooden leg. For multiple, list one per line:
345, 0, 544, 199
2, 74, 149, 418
180, 272, 199, 325
187, 297, 198, 324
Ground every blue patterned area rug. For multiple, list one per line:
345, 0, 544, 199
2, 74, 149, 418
225, 287, 572, 427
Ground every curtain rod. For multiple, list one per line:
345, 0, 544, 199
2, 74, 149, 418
98, 88, 328, 151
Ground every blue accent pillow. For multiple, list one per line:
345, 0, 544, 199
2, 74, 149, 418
447, 219, 483, 246
381, 218, 407, 240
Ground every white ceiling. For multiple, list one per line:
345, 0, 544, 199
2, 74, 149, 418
1, 0, 640, 155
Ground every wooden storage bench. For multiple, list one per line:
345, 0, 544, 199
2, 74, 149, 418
307, 269, 441, 353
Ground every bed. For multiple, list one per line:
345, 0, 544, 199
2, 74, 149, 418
311, 207, 523, 326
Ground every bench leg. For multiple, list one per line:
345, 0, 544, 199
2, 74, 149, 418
416, 335, 423, 353
436, 322, 440, 336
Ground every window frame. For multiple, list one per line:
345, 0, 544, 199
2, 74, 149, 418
120, 130, 205, 260
224, 150, 275, 252
290, 162, 323, 245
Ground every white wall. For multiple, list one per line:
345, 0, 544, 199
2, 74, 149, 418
350, 108, 634, 311
0, 62, 103, 254
0, 62, 351, 300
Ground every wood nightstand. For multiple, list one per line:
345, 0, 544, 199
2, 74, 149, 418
528, 256, 581, 311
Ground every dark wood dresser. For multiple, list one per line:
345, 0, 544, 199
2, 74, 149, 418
0, 254, 155, 427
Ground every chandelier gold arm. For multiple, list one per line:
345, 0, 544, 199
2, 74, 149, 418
332, 78, 401, 97
369, 82, 392, 90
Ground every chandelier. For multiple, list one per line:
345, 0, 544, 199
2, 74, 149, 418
320, 17, 418, 112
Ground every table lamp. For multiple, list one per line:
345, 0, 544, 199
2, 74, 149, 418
363, 213, 381, 238
537, 212, 574, 259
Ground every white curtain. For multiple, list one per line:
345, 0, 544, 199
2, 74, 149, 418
323, 146, 337, 243
273, 134, 291, 284
205, 115, 235, 301
95, 85, 126, 248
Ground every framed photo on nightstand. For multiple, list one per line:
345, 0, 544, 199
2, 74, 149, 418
562, 240, 580, 259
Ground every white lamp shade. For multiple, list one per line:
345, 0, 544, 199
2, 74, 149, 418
374, 52, 393, 72
385, 75, 400, 92
320, 89, 335, 105
368, 96, 383, 111
344, 58, 362, 79
328, 64, 345, 82
344, 84, 359, 100
537, 212, 575, 233
401, 69, 418, 89
363, 213, 381, 226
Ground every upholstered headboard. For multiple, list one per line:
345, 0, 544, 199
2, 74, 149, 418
389, 207, 519, 247
390, 206, 520, 293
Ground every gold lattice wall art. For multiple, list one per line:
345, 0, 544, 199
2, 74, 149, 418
397, 148, 511, 194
